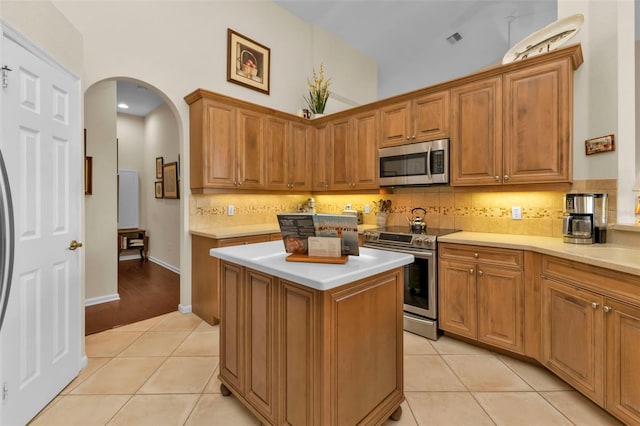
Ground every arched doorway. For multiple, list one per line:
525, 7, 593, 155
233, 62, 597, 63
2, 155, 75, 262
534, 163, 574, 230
83, 78, 182, 334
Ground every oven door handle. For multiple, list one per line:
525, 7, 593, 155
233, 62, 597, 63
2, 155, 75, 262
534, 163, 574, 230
426, 145, 432, 179
363, 245, 435, 259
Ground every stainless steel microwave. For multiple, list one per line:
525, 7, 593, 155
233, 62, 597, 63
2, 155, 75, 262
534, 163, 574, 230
378, 139, 449, 186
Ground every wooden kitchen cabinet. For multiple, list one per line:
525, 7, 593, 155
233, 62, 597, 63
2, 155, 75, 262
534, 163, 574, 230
312, 123, 331, 191
542, 277, 604, 405
541, 254, 640, 423
265, 118, 312, 191
450, 77, 503, 186
328, 110, 378, 191
218, 261, 404, 425
450, 47, 581, 186
439, 243, 524, 353
191, 233, 275, 325
379, 90, 449, 147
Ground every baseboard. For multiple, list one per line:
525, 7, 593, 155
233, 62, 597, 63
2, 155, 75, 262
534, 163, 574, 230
119, 254, 143, 261
149, 256, 180, 274
179, 304, 192, 314
85, 293, 120, 306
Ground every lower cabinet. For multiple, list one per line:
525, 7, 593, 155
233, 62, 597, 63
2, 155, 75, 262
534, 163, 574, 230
439, 243, 524, 353
541, 255, 640, 424
218, 261, 404, 425
191, 233, 279, 325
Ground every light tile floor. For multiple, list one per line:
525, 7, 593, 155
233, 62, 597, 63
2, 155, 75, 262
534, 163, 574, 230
30, 311, 623, 426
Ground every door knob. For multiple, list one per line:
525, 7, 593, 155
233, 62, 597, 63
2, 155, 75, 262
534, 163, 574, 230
68, 240, 83, 250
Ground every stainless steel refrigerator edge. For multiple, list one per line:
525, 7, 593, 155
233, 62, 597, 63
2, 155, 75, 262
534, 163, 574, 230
0, 149, 14, 330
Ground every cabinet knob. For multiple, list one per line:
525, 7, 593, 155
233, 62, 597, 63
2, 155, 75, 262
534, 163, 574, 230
604, 306, 612, 313
504, 175, 510, 181
592, 302, 599, 309
495, 176, 500, 181
474, 253, 479, 258
412, 135, 416, 139
478, 270, 483, 276
469, 268, 474, 274
406, 136, 410, 140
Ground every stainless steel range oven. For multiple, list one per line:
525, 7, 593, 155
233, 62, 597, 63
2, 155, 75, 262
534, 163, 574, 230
362, 226, 459, 340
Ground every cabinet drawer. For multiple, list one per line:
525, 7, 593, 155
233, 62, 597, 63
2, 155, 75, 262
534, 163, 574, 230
216, 234, 271, 247
439, 243, 522, 269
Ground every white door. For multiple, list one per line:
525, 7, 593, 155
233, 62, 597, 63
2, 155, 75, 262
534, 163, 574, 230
1, 31, 83, 426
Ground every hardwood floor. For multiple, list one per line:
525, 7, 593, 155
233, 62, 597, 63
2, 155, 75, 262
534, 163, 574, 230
85, 259, 180, 335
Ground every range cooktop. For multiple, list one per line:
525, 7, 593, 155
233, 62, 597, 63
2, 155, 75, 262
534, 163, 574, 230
363, 227, 460, 251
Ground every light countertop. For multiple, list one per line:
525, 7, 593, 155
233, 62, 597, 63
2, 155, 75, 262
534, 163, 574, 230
191, 223, 378, 239
439, 232, 640, 277
209, 241, 414, 291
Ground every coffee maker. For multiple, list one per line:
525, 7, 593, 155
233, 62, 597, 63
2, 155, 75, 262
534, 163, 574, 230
562, 193, 608, 244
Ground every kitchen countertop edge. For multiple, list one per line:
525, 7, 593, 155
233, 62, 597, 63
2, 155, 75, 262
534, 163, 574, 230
439, 232, 640, 277
190, 223, 379, 239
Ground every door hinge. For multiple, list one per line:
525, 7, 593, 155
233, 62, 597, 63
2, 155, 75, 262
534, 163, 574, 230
2, 382, 7, 401
1, 66, 12, 89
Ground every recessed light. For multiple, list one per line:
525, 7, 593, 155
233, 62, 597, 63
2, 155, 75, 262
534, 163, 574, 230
117, 103, 129, 109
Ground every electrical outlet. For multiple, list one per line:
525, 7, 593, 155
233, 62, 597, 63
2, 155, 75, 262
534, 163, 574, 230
512, 206, 522, 220
364, 204, 371, 214
227, 205, 234, 216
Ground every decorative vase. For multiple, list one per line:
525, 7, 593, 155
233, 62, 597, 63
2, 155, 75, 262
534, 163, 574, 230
376, 211, 389, 228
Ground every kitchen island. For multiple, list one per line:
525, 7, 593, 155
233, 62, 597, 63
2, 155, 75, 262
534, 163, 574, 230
209, 241, 413, 425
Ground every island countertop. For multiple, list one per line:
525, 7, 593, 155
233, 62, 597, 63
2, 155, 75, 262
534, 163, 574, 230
209, 240, 414, 291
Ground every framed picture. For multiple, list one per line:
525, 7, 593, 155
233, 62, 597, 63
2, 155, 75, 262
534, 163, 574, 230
585, 134, 615, 155
85, 156, 93, 195
227, 28, 270, 94
154, 181, 163, 199
163, 162, 179, 199
156, 156, 164, 179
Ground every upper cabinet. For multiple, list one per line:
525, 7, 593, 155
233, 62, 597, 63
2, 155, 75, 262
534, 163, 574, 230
265, 118, 312, 191
379, 90, 449, 147
450, 46, 581, 186
329, 110, 379, 190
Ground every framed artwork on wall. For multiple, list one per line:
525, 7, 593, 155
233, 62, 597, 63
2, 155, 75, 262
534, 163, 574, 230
227, 28, 270, 94
156, 156, 164, 179
585, 134, 615, 155
85, 156, 93, 195
163, 162, 179, 199
155, 181, 163, 199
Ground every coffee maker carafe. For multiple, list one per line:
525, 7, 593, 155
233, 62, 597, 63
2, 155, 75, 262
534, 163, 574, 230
562, 193, 608, 244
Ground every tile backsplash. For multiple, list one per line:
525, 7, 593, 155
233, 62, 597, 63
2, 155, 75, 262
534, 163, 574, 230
190, 179, 618, 238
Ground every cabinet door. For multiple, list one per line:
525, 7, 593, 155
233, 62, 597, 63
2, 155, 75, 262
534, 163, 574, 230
477, 265, 524, 353
280, 281, 318, 425
605, 298, 640, 424
245, 269, 277, 422
219, 261, 246, 393
439, 259, 477, 339
379, 100, 411, 147
329, 118, 352, 190
351, 110, 379, 189
237, 108, 265, 189
264, 116, 289, 190
288, 122, 312, 190
413, 91, 449, 142
503, 59, 572, 184
450, 77, 502, 186
312, 124, 331, 191
195, 99, 237, 188
542, 277, 604, 405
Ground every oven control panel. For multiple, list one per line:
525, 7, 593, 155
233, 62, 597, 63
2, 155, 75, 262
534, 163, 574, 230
363, 230, 436, 250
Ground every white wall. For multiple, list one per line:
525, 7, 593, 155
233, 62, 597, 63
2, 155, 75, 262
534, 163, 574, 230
145, 103, 180, 270
49, 0, 378, 308
559, 0, 636, 223
84, 81, 118, 300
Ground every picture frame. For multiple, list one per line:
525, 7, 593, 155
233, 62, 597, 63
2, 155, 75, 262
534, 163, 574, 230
156, 156, 164, 179
585, 134, 615, 155
154, 181, 164, 199
227, 28, 270, 95
162, 162, 179, 199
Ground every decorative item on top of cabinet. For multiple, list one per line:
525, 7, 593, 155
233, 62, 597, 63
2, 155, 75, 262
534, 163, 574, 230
450, 44, 582, 186
379, 90, 449, 147
439, 243, 524, 353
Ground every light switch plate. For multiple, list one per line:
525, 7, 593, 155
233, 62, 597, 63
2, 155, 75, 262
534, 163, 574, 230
228, 205, 234, 216
512, 206, 522, 220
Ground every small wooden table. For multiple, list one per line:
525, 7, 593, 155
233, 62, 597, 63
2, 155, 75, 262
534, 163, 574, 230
118, 228, 149, 261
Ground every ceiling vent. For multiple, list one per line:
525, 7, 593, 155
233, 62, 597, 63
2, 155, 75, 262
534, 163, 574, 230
446, 32, 462, 44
